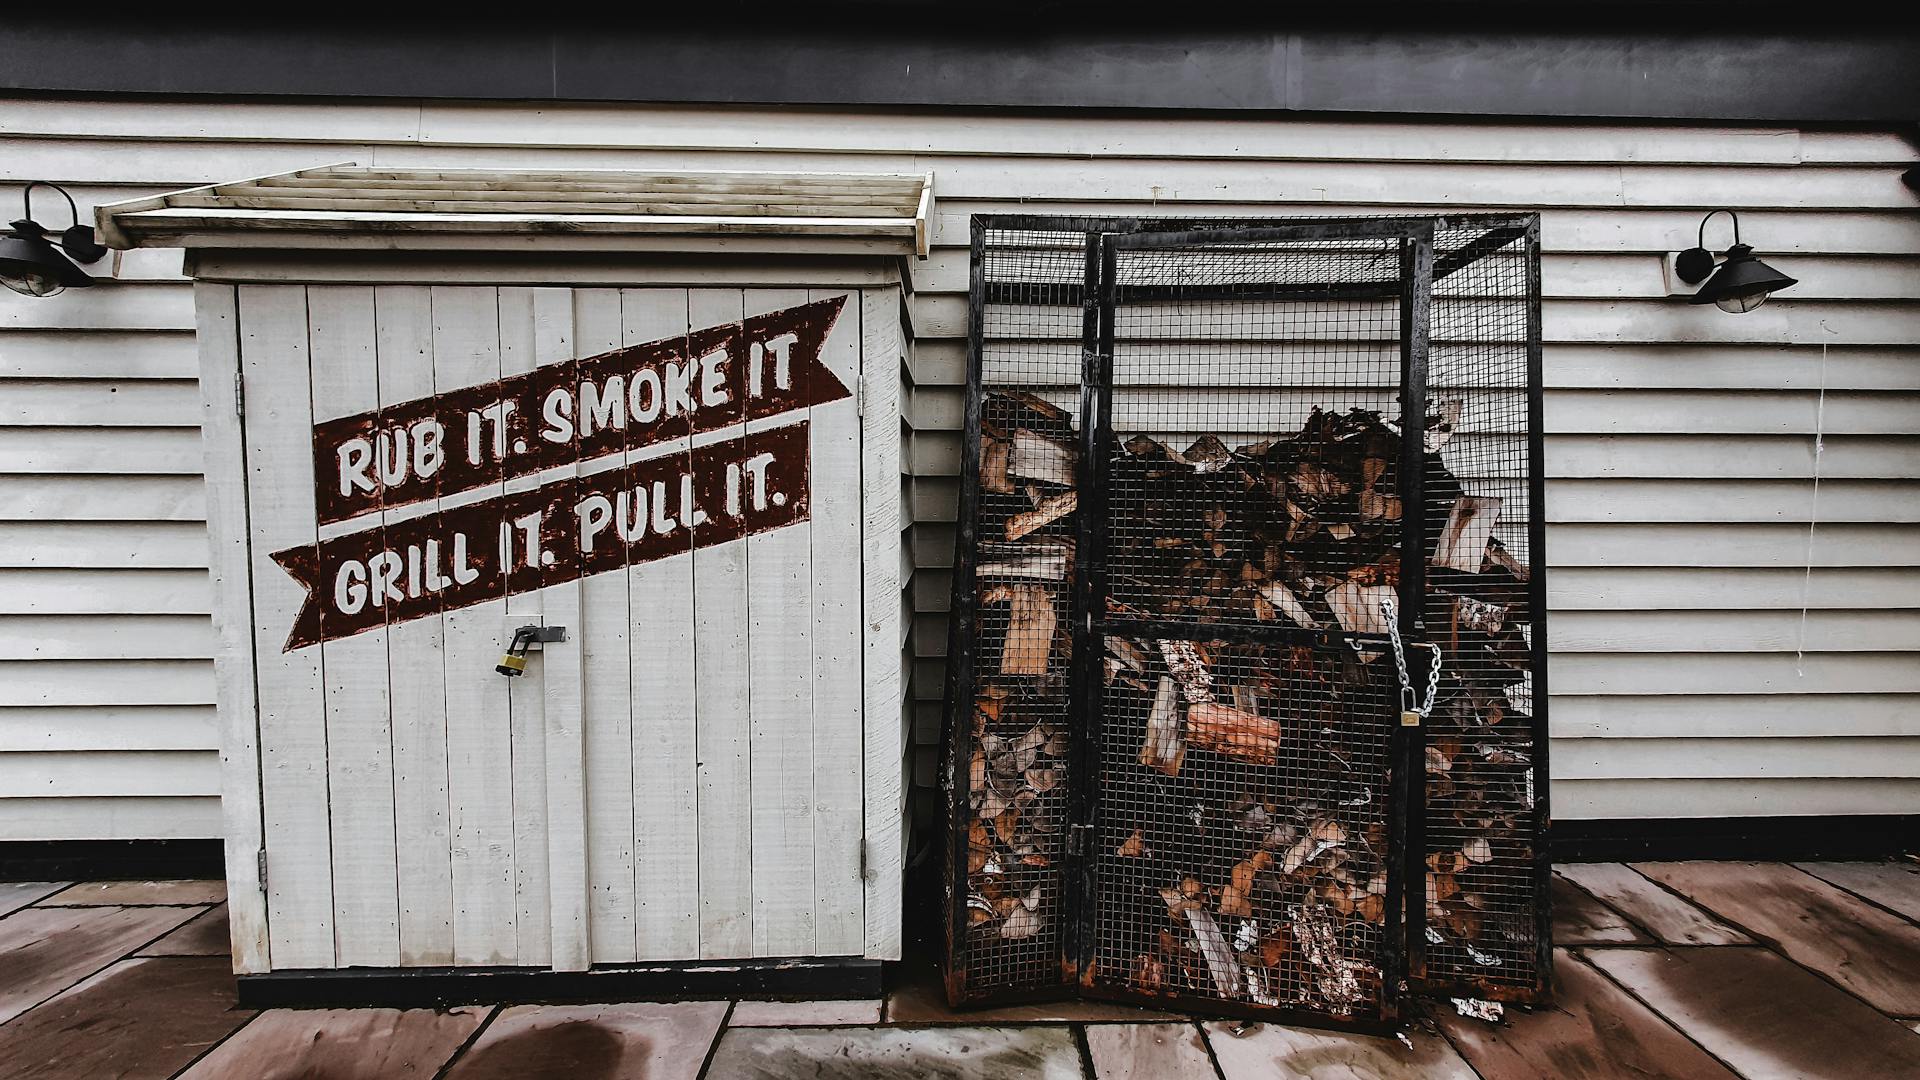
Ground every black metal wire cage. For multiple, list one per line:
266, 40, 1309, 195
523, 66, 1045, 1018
943, 214, 1548, 1025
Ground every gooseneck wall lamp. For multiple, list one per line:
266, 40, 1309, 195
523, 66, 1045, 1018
1674, 209, 1798, 313
0, 182, 109, 298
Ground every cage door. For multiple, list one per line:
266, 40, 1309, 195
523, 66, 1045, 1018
1071, 223, 1436, 1025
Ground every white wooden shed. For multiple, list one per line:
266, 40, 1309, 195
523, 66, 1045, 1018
98, 165, 930, 991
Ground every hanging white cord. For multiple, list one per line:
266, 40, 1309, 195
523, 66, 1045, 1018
1795, 340, 1828, 676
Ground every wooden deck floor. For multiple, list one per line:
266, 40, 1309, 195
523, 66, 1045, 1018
0, 861, 1916, 1079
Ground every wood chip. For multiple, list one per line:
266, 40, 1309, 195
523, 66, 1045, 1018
997, 584, 1056, 676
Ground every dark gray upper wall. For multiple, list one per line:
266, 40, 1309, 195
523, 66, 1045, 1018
3, 16, 1916, 124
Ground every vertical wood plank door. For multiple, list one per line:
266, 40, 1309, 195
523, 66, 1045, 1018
238, 282, 877, 971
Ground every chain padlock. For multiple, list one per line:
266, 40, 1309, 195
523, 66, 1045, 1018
496, 626, 538, 677
1380, 597, 1442, 727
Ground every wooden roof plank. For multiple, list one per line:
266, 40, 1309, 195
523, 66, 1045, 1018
99, 167, 933, 254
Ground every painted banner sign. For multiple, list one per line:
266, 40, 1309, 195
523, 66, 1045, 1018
272, 421, 811, 650
311, 294, 850, 525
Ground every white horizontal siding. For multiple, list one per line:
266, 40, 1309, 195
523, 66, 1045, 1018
0, 97, 1912, 837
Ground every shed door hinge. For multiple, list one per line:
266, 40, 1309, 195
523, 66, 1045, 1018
859, 837, 873, 880
256, 847, 268, 891
233, 372, 246, 419
856, 374, 869, 417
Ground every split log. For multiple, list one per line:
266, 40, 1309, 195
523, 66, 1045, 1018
1433, 495, 1502, 573
1183, 907, 1243, 997
1156, 640, 1214, 703
981, 436, 1013, 494
1258, 580, 1317, 628
976, 540, 1069, 582
1327, 581, 1395, 636
1006, 490, 1077, 542
1138, 675, 1186, 775
1187, 702, 1280, 765
988, 583, 1056, 676
1008, 428, 1077, 486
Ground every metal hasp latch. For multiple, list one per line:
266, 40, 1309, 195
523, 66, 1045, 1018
496, 624, 567, 677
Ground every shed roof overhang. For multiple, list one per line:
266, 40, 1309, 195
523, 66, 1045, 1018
96, 164, 935, 257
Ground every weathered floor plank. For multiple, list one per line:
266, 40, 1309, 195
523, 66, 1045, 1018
1793, 860, 1920, 925
886, 978, 1179, 1024
1633, 860, 1920, 1015
0, 905, 203, 1024
1086, 1023, 1217, 1080
703, 1026, 1084, 1080
1204, 1021, 1479, 1080
1549, 873, 1649, 946
0, 882, 67, 917
1584, 946, 1920, 1080
137, 904, 232, 957
1437, 948, 1740, 1080
0, 956, 252, 1080
178, 1006, 489, 1079
39, 880, 226, 907
441, 1002, 728, 1080
1556, 864, 1749, 945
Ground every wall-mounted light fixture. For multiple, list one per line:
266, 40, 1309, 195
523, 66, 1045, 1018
0, 182, 108, 298
1673, 209, 1797, 313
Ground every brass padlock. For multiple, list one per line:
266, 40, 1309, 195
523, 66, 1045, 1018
496, 627, 537, 677
1401, 710, 1422, 727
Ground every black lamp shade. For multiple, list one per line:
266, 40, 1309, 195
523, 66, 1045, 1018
0, 220, 97, 296
1688, 243, 1796, 307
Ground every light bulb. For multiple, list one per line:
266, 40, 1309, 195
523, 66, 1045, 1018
1714, 291, 1769, 314
0, 269, 63, 298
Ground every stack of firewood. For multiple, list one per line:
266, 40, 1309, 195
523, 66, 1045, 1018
960, 392, 1081, 967
957, 390, 1536, 1006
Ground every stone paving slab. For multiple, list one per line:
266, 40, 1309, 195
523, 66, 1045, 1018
1634, 860, 1920, 1015
443, 1001, 728, 1080
178, 1005, 488, 1079
1436, 948, 1739, 1080
1548, 873, 1648, 945
1793, 860, 1920, 924
1585, 946, 1920, 1080
706, 1025, 1084, 1079
0, 956, 252, 1080
137, 904, 230, 957
0, 881, 66, 917
1084, 1022, 1215, 1080
1204, 1020, 1478, 1080
1555, 863, 1749, 945
0, 904, 204, 1025
730, 998, 885, 1026
40, 880, 226, 907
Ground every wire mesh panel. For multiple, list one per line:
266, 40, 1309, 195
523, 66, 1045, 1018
1413, 218, 1549, 1000
942, 221, 1093, 1003
1081, 226, 1423, 1024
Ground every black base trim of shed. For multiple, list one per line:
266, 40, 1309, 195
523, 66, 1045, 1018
0, 839, 224, 882
236, 958, 883, 1009
1553, 816, 1920, 863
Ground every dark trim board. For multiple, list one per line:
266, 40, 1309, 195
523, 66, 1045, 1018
237, 958, 883, 1010
0, 839, 224, 882
2, 19, 1916, 124
1554, 816, 1920, 863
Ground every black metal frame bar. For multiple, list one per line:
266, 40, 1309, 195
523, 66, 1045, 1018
941, 217, 991, 1003
1396, 223, 1437, 981
946, 211, 1547, 1020
1524, 214, 1555, 998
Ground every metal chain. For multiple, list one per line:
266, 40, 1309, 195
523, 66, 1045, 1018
1380, 596, 1443, 718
